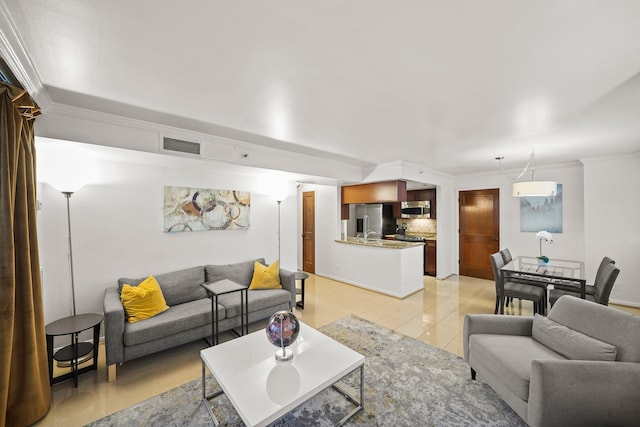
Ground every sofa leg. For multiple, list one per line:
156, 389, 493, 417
471, 368, 476, 380
107, 364, 117, 382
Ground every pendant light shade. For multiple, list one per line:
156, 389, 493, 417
496, 151, 558, 198
512, 180, 558, 197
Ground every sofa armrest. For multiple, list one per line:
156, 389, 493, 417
528, 360, 640, 427
279, 268, 297, 309
103, 287, 126, 366
463, 314, 534, 362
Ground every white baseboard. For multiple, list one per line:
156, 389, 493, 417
609, 298, 640, 309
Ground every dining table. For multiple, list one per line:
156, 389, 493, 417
500, 256, 586, 314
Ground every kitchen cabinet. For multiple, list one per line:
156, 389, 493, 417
425, 240, 437, 276
341, 180, 407, 213
407, 189, 436, 219
427, 189, 436, 219
407, 190, 429, 201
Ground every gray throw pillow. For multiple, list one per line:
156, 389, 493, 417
118, 266, 206, 306
205, 258, 265, 287
532, 314, 617, 361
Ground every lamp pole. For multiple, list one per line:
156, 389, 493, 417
277, 200, 282, 262
62, 191, 77, 316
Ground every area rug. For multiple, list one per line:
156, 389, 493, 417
87, 315, 526, 426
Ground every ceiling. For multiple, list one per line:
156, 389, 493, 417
2, 0, 640, 177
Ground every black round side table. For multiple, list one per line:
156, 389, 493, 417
45, 313, 103, 387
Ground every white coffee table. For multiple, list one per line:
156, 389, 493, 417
201, 320, 364, 426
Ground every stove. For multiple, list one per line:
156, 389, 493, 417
395, 235, 426, 242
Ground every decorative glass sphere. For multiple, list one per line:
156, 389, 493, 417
266, 311, 300, 361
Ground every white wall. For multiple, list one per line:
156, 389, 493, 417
36, 140, 299, 326
583, 154, 640, 307
453, 163, 585, 267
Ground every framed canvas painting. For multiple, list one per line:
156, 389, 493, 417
520, 184, 563, 233
163, 186, 250, 232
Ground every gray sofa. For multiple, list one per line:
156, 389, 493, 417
464, 295, 640, 427
103, 258, 296, 381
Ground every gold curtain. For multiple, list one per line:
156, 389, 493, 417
0, 82, 50, 426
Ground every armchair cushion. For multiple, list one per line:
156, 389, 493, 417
532, 314, 617, 361
468, 334, 565, 402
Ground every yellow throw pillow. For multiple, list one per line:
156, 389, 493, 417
121, 275, 170, 323
249, 260, 283, 290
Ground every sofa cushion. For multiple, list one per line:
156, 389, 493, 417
119, 266, 206, 306
249, 260, 282, 290
123, 298, 218, 347
469, 334, 565, 402
205, 258, 264, 287
120, 275, 169, 323
532, 314, 617, 361
217, 288, 291, 318
548, 295, 640, 362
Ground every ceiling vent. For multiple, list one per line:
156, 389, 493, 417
162, 137, 201, 156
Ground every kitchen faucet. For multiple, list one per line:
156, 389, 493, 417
362, 214, 377, 240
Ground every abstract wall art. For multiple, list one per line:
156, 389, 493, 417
520, 184, 563, 233
163, 186, 250, 232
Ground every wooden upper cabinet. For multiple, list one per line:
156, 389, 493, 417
341, 180, 407, 204
407, 190, 429, 201
407, 188, 436, 219
341, 204, 349, 220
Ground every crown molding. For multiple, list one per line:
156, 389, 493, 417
0, 1, 52, 108
580, 151, 640, 164
42, 101, 368, 182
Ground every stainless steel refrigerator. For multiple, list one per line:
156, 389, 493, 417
352, 203, 395, 239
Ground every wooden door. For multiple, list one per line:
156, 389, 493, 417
302, 191, 315, 273
459, 189, 499, 280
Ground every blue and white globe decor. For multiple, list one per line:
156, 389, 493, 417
266, 311, 300, 362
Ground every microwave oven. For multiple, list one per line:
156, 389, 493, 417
401, 201, 431, 218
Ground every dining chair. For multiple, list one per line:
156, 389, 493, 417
500, 248, 513, 264
552, 256, 615, 297
490, 252, 546, 315
549, 262, 620, 307
499, 249, 513, 307
499, 248, 549, 312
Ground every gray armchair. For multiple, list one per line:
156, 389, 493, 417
464, 295, 640, 427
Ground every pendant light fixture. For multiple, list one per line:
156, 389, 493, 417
496, 151, 558, 197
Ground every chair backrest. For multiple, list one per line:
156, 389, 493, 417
500, 248, 513, 264
548, 295, 640, 362
489, 252, 505, 291
593, 263, 620, 305
593, 256, 615, 286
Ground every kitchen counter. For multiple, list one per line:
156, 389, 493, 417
335, 236, 424, 249
329, 237, 424, 298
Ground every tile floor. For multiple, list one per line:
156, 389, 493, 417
35, 274, 640, 426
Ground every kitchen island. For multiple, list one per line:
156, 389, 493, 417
330, 237, 424, 298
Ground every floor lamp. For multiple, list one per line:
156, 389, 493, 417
59, 189, 93, 365
63, 191, 78, 316
277, 200, 282, 262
